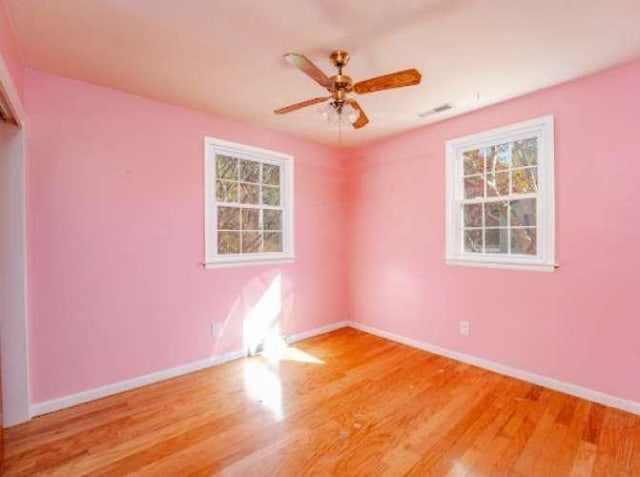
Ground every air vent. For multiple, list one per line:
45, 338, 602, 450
418, 103, 453, 118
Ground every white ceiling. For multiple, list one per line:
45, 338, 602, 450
5, 0, 640, 147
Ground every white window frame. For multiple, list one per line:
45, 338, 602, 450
204, 137, 295, 269
445, 115, 555, 272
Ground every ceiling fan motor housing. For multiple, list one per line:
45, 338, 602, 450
330, 75, 353, 105
329, 51, 354, 105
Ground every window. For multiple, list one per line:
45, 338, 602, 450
445, 116, 554, 271
204, 137, 294, 268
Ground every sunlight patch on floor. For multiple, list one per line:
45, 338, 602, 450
262, 333, 324, 364
243, 359, 283, 421
274, 346, 324, 364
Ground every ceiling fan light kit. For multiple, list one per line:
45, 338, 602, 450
275, 50, 422, 130
318, 101, 360, 127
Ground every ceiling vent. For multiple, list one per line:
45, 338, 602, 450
418, 103, 453, 118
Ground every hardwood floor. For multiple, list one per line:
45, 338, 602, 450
3, 328, 640, 476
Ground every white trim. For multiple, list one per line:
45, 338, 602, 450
0, 124, 30, 427
287, 321, 349, 344
204, 137, 293, 161
347, 322, 640, 416
30, 321, 349, 418
445, 115, 555, 271
204, 258, 296, 269
30, 349, 247, 418
0, 44, 31, 427
29, 320, 640, 419
446, 115, 553, 150
445, 258, 555, 272
204, 136, 295, 268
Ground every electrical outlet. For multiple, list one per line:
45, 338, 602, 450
211, 322, 223, 337
459, 321, 470, 336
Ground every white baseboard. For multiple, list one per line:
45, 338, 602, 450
30, 321, 349, 419
347, 321, 640, 416
30, 349, 246, 418
287, 321, 349, 344
31, 320, 637, 420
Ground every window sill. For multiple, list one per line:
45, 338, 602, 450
445, 258, 556, 272
203, 257, 296, 270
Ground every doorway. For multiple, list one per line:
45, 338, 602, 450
0, 83, 30, 440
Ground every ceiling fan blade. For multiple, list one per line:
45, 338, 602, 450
347, 100, 369, 129
353, 68, 421, 95
274, 96, 330, 115
283, 53, 331, 88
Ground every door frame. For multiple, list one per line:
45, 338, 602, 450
0, 49, 31, 427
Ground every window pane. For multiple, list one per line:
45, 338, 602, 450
464, 229, 482, 253
487, 143, 511, 172
463, 204, 482, 227
240, 160, 260, 183
511, 199, 537, 227
511, 228, 536, 255
262, 186, 280, 206
216, 180, 238, 202
241, 208, 260, 230
486, 171, 509, 197
218, 232, 240, 254
484, 201, 508, 227
512, 138, 537, 167
217, 206, 240, 230
485, 228, 508, 254
512, 167, 538, 194
264, 232, 282, 252
464, 176, 484, 199
242, 232, 262, 253
262, 164, 280, 186
263, 209, 282, 230
239, 183, 260, 204
216, 155, 238, 180
463, 149, 484, 176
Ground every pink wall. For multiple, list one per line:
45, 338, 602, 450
348, 61, 640, 403
25, 69, 348, 403
25, 60, 640, 406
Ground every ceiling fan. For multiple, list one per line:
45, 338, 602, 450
274, 50, 421, 129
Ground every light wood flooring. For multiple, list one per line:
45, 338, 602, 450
3, 328, 640, 475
